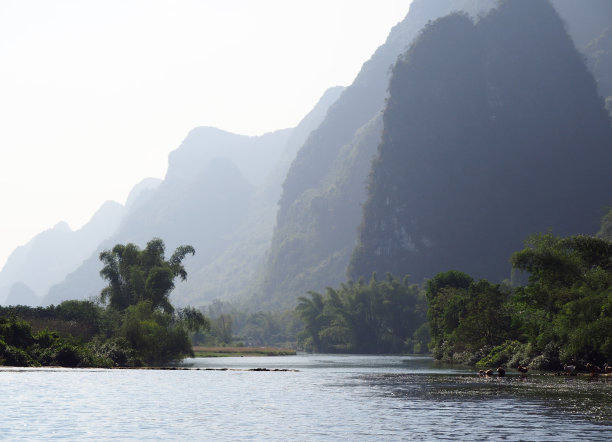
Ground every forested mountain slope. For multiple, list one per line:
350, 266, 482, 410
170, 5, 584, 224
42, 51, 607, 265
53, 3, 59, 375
349, 0, 612, 284
256, 0, 494, 310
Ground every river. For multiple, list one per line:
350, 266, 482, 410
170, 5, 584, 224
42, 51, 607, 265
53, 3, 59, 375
1, 354, 610, 440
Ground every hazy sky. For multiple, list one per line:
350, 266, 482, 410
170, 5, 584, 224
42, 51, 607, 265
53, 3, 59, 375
0, 0, 410, 268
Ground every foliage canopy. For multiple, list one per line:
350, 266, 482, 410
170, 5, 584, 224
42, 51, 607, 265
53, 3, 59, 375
296, 274, 428, 354
99, 238, 195, 313
1, 238, 207, 367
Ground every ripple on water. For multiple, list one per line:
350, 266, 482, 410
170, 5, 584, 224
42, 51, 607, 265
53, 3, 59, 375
0, 356, 611, 440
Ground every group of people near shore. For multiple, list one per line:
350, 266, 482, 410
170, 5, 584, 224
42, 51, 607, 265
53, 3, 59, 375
477, 363, 612, 377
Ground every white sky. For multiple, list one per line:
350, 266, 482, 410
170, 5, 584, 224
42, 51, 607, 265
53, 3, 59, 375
0, 0, 410, 268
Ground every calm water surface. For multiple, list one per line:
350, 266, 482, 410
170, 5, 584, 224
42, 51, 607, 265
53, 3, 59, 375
1, 354, 611, 440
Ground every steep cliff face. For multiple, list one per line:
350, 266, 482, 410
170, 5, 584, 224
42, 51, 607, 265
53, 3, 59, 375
276, 0, 493, 220
583, 26, 612, 114
549, 0, 612, 113
550, 0, 612, 48
350, 0, 612, 284
258, 0, 494, 309
174, 87, 344, 306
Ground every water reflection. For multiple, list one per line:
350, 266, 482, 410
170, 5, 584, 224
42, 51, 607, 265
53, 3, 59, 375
356, 370, 612, 423
1, 354, 610, 440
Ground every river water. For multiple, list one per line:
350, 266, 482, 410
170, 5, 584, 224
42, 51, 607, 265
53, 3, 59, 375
1, 354, 610, 440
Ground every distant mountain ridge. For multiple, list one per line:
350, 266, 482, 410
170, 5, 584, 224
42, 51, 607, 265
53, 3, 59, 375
165, 126, 291, 187
0, 200, 126, 305
0, 177, 163, 306
3, 0, 612, 311
36, 86, 342, 307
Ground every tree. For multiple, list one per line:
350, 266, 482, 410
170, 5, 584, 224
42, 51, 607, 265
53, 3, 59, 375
511, 233, 612, 364
597, 207, 612, 241
119, 301, 193, 365
296, 292, 326, 351
211, 314, 233, 344
296, 274, 427, 354
425, 270, 513, 357
454, 280, 512, 351
511, 233, 612, 316
425, 270, 473, 351
0, 239, 205, 368
99, 238, 195, 313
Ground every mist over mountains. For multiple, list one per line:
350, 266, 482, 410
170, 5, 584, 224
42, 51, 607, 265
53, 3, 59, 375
0, 179, 161, 306
0, 85, 342, 307
0, 201, 124, 304
2, 0, 611, 312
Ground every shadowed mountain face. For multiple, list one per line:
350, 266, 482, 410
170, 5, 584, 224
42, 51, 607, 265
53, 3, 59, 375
549, 0, 612, 115
276, 0, 495, 219
583, 27, 612, 114
550, 0, 612, 48
349, 0, 612, 285
256, 0, 495, 310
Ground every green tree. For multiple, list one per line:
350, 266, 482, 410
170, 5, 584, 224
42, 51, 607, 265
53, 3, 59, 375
99, 238, 195, 313
211, 314, 233, 344
119, 301, 193, 365
176, 307, 210, 334
509, 233, 612, 365
296, 292, 326, 351
511, 233, 612, 316
296, 274, 427, 353
425, 270, 473, 352
426, 270, 513, 357
454, 280, 512, 352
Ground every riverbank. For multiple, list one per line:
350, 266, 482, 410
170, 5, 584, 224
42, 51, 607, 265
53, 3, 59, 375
432, 339, 612, 377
